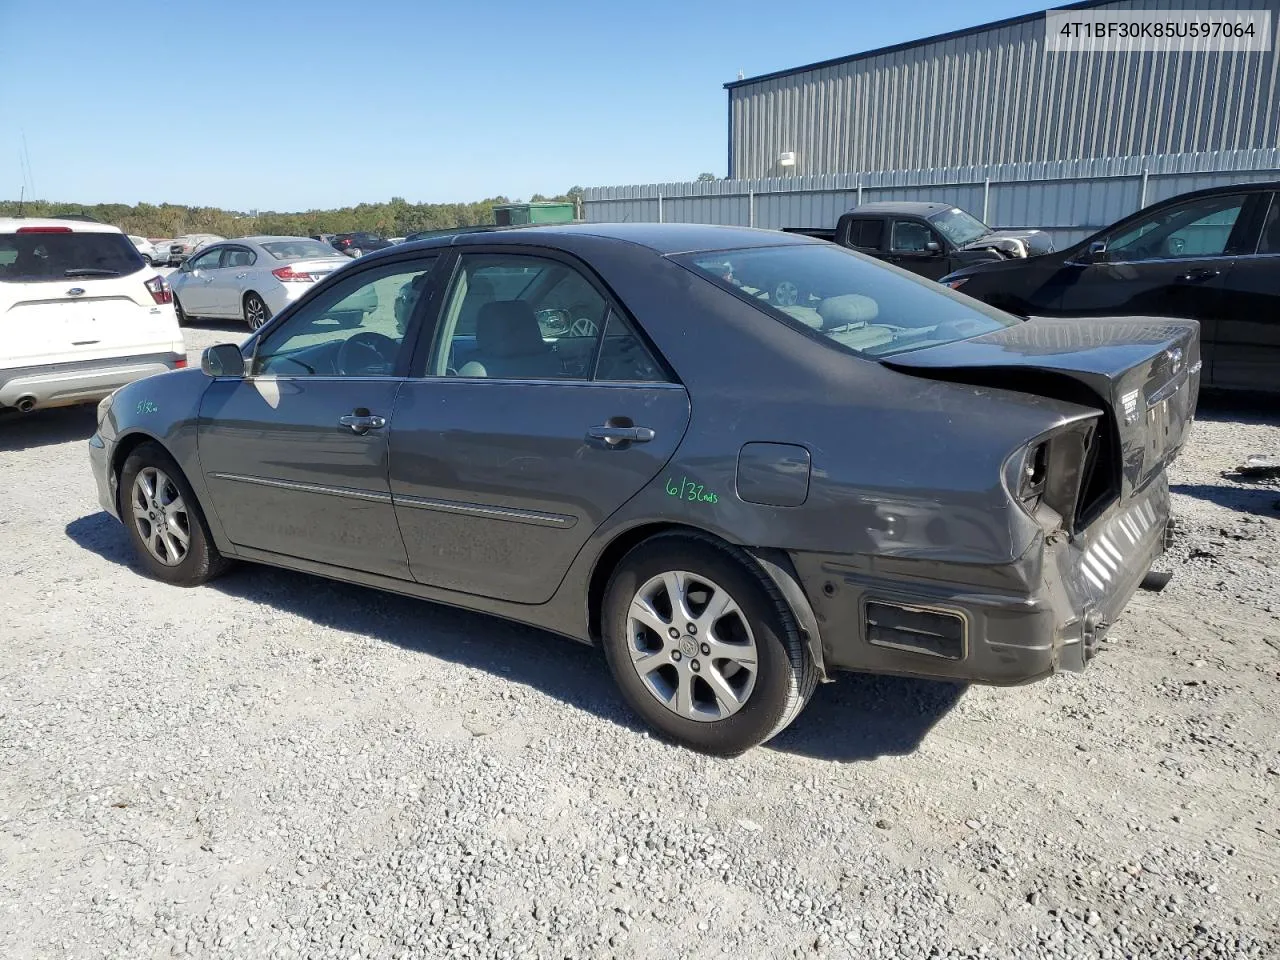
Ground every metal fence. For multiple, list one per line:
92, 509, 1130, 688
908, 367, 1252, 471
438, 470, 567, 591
582, 148, 1280, 248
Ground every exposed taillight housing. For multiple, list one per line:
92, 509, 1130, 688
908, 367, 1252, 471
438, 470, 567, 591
272, 266, 313, 282
144, 275, 173, 304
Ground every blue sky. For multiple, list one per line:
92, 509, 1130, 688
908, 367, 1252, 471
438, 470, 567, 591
0, 0, 1051, 210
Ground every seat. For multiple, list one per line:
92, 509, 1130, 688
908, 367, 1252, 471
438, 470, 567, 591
456, 300, 563, 379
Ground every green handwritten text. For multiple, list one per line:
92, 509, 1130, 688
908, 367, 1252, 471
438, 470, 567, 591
135, 400, 159, 415
664, 476, 718, 504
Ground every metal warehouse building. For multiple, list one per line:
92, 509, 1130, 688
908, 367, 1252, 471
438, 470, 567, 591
585, 0, 1280, 244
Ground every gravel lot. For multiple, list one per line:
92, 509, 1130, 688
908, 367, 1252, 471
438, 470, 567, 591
2, 321, 1277, 959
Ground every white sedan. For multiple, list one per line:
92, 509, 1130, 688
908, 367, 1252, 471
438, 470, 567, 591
167, 236, 370, 330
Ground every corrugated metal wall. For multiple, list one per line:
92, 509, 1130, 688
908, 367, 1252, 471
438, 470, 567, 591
728, 0, 1280, 179
581, 149, 1280, 248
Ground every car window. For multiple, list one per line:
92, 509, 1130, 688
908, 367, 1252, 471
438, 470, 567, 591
253, 258, 438, 377
1257, 195, 1280, 254
188, 248, 223, 271
594, 310, 668, 382
223, 247, 255, 268
0, 230, 144, 283
1107, 193, 1246, 260
846, 218, 884, 249
890, 221, 936, 253
428, 253, 607, 380
680, 242, 1019, 359
929, 207, 990, 246
261, 239, 340, 261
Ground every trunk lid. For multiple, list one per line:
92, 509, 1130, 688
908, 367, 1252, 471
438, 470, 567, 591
884, 315, 1200, 501
286, 257, 352, 282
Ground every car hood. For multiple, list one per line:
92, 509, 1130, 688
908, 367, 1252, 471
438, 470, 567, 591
884, 315, 1200, 500
959, 229, 1055, 258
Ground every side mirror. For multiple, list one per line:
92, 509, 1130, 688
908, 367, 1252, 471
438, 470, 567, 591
1085, 240, 1110, 263
925, 240, 942, 254
201, 343, 246, 378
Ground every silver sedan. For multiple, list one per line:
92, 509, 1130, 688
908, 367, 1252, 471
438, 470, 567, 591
168, 236, 371, 330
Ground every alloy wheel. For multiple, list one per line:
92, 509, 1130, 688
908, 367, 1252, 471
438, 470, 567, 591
245, 295, 267, 330
625, 570, 759, 722
130, 467, 190, 566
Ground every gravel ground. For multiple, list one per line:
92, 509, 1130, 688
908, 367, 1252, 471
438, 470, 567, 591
2, 321, 1277, 960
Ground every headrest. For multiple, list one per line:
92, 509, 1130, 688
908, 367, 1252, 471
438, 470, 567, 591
816, 294, 878, 329
476, 300, 548, 358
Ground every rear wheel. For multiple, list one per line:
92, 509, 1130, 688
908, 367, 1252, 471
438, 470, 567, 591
243, 292, 271, 330
601, 533, 818, 755
119, 442, 232, 587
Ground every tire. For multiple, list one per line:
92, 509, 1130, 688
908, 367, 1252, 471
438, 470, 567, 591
173, 294, 188, 326
601, 532, 818, 755
119, 441, 232, 587
243, 292, 271, 331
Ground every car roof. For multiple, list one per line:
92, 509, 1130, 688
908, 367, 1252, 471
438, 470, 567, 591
393, 222, 819, 256
0, 217, 123, 234
846, 202, 958, 216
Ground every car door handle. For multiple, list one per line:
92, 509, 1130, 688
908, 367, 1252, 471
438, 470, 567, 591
1175, 268, 1220, 283
588, 424, 655, 446
339, 412, 387, 434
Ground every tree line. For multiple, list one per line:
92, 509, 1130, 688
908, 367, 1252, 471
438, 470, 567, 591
0, 189, 585, 239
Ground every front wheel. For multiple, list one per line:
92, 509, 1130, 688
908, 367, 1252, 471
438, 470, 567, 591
601, 534, 818, 755
243, 292, 271, 330
173, 294, 188, 326
119, 442, 232, 586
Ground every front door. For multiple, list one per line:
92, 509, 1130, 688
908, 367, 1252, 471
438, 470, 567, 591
198, 255, 441, 578
176, 246, 225, 314
1213, 193, 1280, 392
882, 219, 950, 280
388, 249, 691, 604
1048, 191, 1261, 378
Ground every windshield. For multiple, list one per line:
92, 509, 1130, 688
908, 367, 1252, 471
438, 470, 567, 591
928, 207, 990, 247
0, 231, 144, 283
262, 239, 343, 261
680, 243, 1019, 359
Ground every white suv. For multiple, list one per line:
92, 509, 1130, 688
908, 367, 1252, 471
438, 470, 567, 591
0, 218, 187, 414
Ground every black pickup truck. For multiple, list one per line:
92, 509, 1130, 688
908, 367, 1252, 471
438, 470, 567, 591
784, 201, 1054, 283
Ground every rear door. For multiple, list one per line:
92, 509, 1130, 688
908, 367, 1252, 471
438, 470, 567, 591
1212, 192, 1280, 392
0, 227, 174, 368
839, 216, 886, 257
208, 244, 256, 317
388, 248, 690, 604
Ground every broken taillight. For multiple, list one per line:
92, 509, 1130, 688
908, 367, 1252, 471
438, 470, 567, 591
144, 276, 173, 305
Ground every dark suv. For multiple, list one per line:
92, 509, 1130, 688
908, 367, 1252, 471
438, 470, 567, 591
329, 232, 393, 257
942, 182, 1280, 394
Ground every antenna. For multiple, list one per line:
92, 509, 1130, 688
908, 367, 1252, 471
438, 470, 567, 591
18, 184, 24, 217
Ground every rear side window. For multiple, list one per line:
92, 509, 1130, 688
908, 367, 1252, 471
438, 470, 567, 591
261, 239, 340, 260
846, 218, 883, 249
0, 231, 144, 282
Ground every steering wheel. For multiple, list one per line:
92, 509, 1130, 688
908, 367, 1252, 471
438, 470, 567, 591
336, 331, 398, 376
569, 316, 599, 337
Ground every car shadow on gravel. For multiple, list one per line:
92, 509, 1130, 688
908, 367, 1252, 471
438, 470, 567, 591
0, 405, 99, 451
1171, 483, 1280, 517
67, 510, 964, 763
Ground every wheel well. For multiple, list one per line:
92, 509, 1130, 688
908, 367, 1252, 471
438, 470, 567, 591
109, 432, 160, 511
586, 522, 731, 643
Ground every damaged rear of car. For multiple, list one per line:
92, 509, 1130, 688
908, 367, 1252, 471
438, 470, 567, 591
680, 239, 1198, 686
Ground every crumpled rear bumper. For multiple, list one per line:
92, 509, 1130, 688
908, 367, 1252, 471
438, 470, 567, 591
791, 477, 1170, 685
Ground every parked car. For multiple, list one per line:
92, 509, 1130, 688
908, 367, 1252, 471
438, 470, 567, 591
781, 201, 1054, 289
89, 223, 1197, 754
167, 234, 225, 265
329, 232, 393, 258
128, 235, 161, 265
167, 236, 371, 330
0, 217, 185, 414
941, 182, 1280, 394
148, 239, 177, 266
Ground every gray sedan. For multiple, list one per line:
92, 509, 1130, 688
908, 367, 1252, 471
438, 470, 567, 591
88, 223, 1200, 754
168, 236, 367, 330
